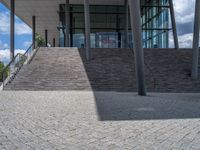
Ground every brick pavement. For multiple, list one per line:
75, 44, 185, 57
0, 91, 200, 150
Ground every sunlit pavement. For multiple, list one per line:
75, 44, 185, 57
0, 91, 200, 150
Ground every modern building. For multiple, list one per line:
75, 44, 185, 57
1, 0, 200, 95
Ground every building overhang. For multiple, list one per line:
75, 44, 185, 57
1, 0, 127, 45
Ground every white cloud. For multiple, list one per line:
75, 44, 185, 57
0, 40, 9, 49
24, 41, 32, 47
0, 49, 25, 64
169, 32, 174, 48
170, 0, 195, 48
15, 23, 32, 35
174, 0, 195, 24
178, 33, 193, 48
0, 11, 31, 35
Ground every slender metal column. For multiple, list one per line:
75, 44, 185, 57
128, 0, 146, 96
10, 0, 15, 60
63, 32, 66, 47
169, 0, 179, 49
70, 12, 73, 47
116, 15, 121, 48
32, 16, 36, 49
53, 38, 56, 47
45, 29, 48, 47
65, 0, 70, 47
125, 0, 129, 48
84, 0, 91, 60
192, 0, 200, 80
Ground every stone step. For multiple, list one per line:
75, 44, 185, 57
4, 47, 200, 92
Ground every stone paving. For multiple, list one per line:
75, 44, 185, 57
0, 91, 200, 149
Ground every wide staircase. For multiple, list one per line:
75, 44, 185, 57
4, 47, 139, 91
4, 47, 200, 92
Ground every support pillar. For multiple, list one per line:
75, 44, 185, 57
45, 29, 48, 47
53, 38, 56, 47
84, 0, 91, 60
65, 0, 70, 47
125, 0, 129, 48
10, 0, 15, 60
192, 0, 200, 80
117, 15, 121, 48
32, 16, 36, 49
169, 0, 179, 49
128, 0, 146, 96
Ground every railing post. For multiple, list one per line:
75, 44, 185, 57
53, 38, 56, 47
45, 29, 48, 47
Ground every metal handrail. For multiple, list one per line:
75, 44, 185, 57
128, 46, 157, 89
1, 43, 36, 88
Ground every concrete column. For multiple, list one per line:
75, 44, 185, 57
169, 0, 179, 49
125, 0, 129, 48
45, 29, 48, 47
65, 0, 70, 47
192, 0, 200, 80
10, 0, 15, 60
128, 0, 146, 96
84, 0, 91, 60
32, 16, 36, 49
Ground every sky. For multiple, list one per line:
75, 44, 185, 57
0, 0, 196, 64
0, 3, 32, 64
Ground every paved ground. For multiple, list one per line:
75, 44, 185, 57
0, 91, 200, 150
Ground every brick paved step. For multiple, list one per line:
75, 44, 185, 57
4, 47, 200, 92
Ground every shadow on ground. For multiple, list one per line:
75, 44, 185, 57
93, 92, 200, 121
78, 48, 200, 121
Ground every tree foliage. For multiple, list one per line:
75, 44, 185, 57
35, 33, 45, 47
0, 61, 5, 82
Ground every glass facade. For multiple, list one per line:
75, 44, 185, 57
58, 0, 170, 48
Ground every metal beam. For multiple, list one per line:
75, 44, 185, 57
84, 0, 91, 60
169, 0, 179, 49
65, 0, 70, 47
32, 16, 36, 49
125, 0, 129, 48
45, 29, 48, 47
10, 0, 15, 60
128, 0, 147, 96
192, 0, 200, 80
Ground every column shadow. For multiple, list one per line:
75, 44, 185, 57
77, 48, 200, 121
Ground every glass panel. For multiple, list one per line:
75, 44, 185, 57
59, 1, 170, 48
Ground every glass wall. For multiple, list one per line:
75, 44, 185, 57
58, 0, 170, 48
141, 0, 169, 48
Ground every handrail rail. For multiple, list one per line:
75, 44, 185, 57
128, 46, 157, 89
1, 43, 36, 88
23, 43, 34, 57
1, 44, 33, 75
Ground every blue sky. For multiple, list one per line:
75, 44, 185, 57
0, 0, 196, 63
0, 3, 32, 49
